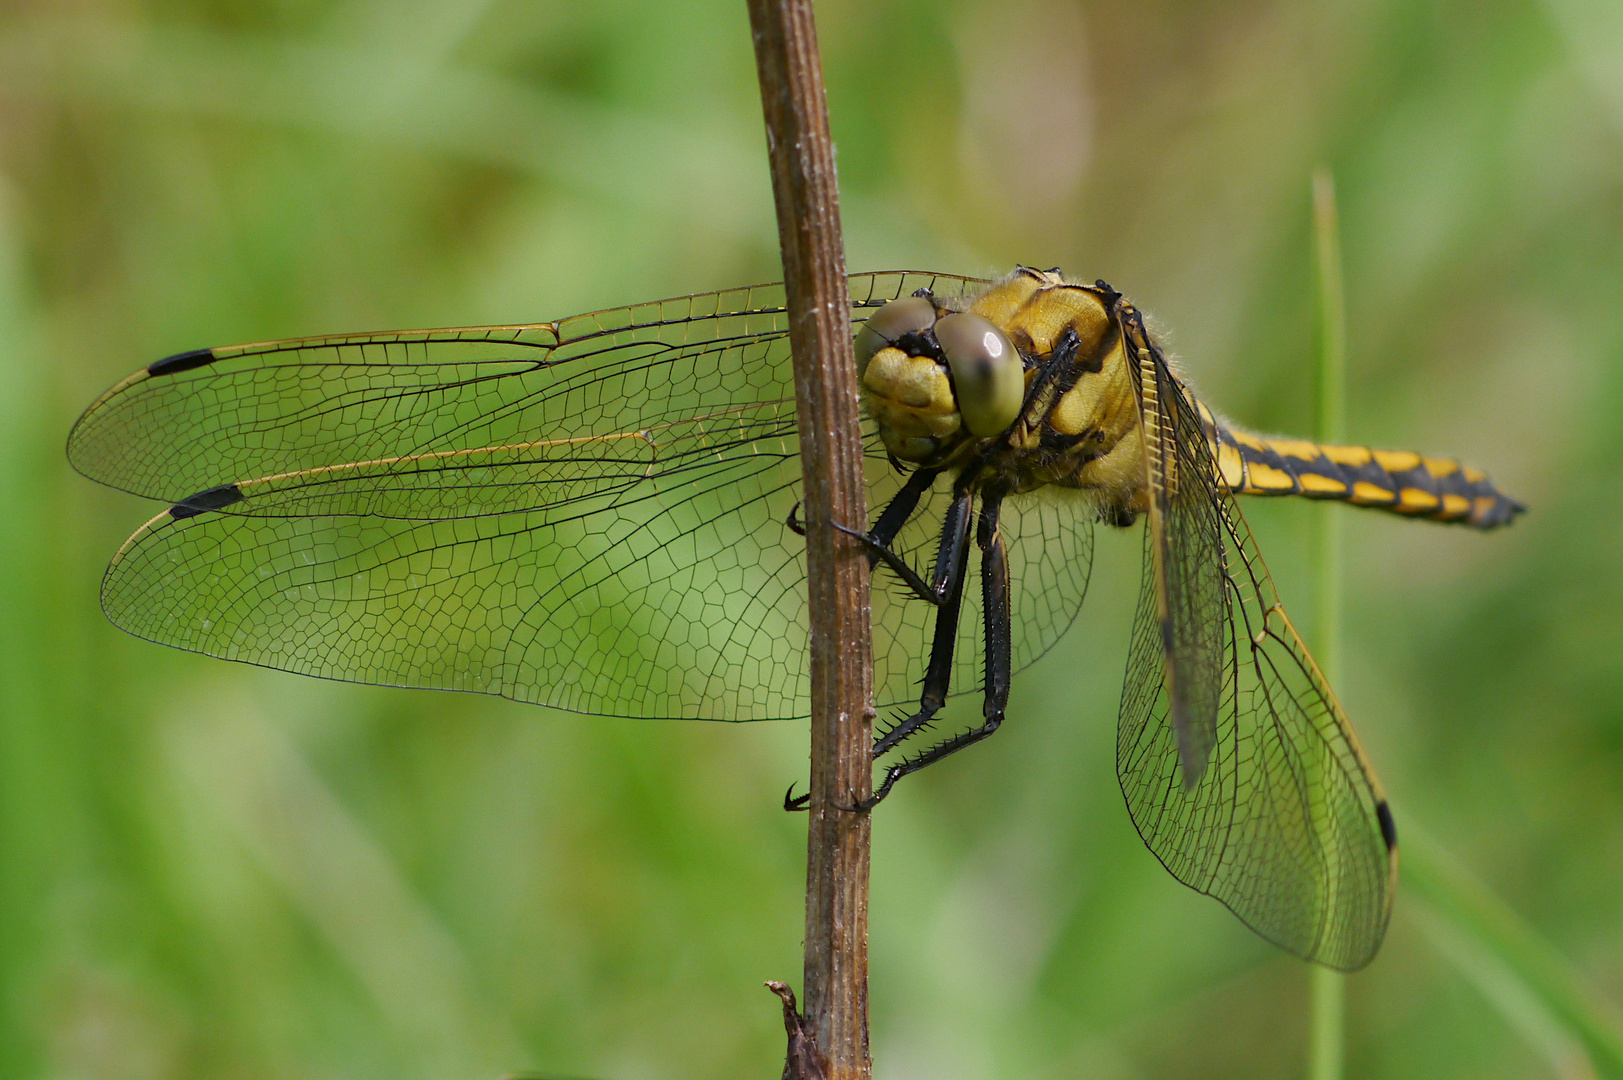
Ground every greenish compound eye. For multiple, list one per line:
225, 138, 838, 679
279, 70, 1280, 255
935, 312, 1023, 436
853, 296, 937, 375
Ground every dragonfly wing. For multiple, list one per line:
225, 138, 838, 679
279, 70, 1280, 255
1117, 311, 1397, 970
72, 276, 973, 510
103, 453, 817, 718
1129, 311, 1226, 784
77, 273, 998, 720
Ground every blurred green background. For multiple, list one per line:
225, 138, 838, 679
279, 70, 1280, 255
1, 0, 1619, 1077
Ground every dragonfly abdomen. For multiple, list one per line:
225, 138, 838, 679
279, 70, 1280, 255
1209, 424, 1524, 529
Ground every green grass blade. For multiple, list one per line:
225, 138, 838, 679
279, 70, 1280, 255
1403, 826, 1623, 1076
1308, 165, 1347, 1080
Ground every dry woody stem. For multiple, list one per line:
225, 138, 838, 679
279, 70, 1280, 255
747, 2, 875, 1080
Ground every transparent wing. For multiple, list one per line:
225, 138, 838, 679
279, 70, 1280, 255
71, 277, 961, 509
1117, 312, 1396, 970
74, 272, 1093, 720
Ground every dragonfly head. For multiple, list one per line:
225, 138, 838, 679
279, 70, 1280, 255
855, 295, 1023, 464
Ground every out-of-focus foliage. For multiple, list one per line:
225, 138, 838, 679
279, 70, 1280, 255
1, 0, 1619, 1077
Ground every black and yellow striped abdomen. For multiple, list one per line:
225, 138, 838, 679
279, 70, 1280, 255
1206, 421, 1524, 530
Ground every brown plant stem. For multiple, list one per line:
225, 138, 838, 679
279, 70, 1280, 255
746, 2, 874, 1079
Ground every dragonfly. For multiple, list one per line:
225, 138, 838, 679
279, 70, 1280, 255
69, 267, 1522, 970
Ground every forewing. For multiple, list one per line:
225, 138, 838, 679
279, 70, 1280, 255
72, 280, 886, 511
1117, 313, 1396, 970
1129, 311, 1225, 783
77, 272, 998, 720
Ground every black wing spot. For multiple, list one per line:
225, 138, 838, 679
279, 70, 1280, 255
1376, 800, 1398, 850
147, 348, 217, 376
171, 483, 244, 519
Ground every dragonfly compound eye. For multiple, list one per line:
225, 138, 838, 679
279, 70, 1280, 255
853, 296, 938, 375
935, 313, 1023, 436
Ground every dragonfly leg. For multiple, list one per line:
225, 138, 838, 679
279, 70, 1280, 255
861, 491, 1011, 810
866, 466, 942, 560
978, 490, 1013, 727
808, 472, 962, 606
784, 469, 950, 812
870, 489, 974, 761
785, 467, 943, 601
782, 469, 951, 812
833, 521, 936, 602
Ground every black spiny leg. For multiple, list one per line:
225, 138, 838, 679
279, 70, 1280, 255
783, 467, 945, 812
863, 489, 1012, 809
869, 489, 974, 753
786, 466, 940, 591
867, 466, 940, 559
977, 492, 1012, 723
828, 468, 953, 604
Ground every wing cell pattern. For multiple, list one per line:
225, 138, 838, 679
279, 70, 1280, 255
1117, 319, 1395, 970
73, 273, 1094, 721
